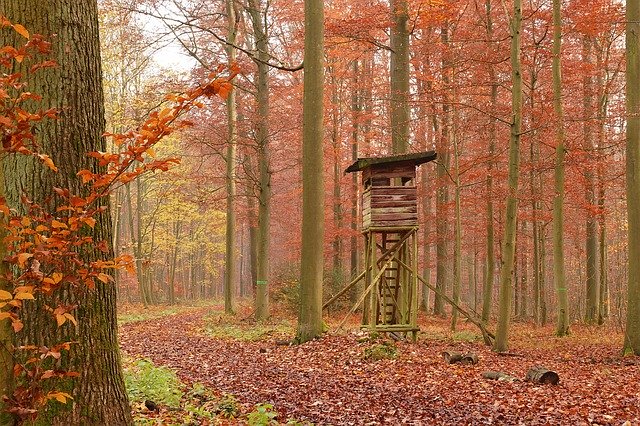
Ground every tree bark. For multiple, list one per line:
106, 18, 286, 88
482, 0, 496, 325
552, 0, 569, 337
390, 0, 409, 154
625, 0, 640, 355
0, 164, 14, 425
582, 36, 599, 324
451, 104, 462, 331
0, 1, 132, 423
247, 0, 271, 321
168, 221, 181, 305
494, 0, 522, 353
224, 0, 238, 315
596, 41, 609, 324
350, 60, 360, 304
296, 0, 324, 343
331, 69, 344, 289
434, 22, 451, 317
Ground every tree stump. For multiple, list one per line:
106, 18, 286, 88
525, 366, 559, 385
460, 353, 479, 365
441, 351, 463, 364
482, 371, 518, 382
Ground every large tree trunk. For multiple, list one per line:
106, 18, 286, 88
0, 1, 132, 423
296, 0, 324, 343
224, 0, 238, 315
247, 0, 271, 321
390, 0, 409, 154
494, 0, 522, 353
552, 0, 569, 337
0, 164, 14, 425
625, 0, 640, 355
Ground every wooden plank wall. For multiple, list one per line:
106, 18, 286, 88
363, 186, 418, 229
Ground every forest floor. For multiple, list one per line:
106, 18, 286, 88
118, 302, 640, 425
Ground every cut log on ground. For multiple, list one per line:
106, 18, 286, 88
442, 351, 463, 364
482, 371, 518, 382
460, 353, 479, 365
442, 351, 479, 365
525, 366, 559, 385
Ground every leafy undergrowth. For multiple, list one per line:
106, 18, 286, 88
201, 311, 295, 342
118, 302, 225, 325
123, 353, 307, 425
120, 309, 640, 425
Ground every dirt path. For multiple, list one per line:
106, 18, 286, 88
119, 310, 640, 425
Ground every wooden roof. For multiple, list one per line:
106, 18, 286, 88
344, 151, 437, 173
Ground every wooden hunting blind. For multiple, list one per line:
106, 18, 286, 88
342, 151, 437, 340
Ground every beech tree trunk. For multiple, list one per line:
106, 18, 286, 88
390, 0, 409, 154
224, 0, 238, 315
0, 164, 14, 425
434, 22, 451, 317
350, 60, 360, 304
168, 221, 181, 305
596, 43, 609, 324
625, 0, 640, 355
0, 1, 132, 423
494, 0, 522, 353
330, 69, 344, 288
482, 0, 496, 325
582, 36, 599, 324
296, 0, 324, 343
552, 0, 569, 337
247, 0, 271, 321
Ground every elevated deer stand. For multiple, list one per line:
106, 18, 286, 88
344, 151, 436, 341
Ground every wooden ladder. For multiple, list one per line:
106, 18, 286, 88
380, 234, 400, 324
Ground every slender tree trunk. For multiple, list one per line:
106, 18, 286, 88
596, 44, 609, 324
482, 0, 496, 324
296, 0, 324, 343
331, 70, 344, 287
624, 0, 640, 355
530, 84, 542, 324
494, 0, 522, 353
245, 154, 259, 294
224, 0, 238, 315
552, 0, 569, 336
434, 22, 451, 317
0, 2, 132, 423
126, 182, 148, 306
169, 221, 181, 305
247, 0, 271, 321
582, 36, 599, 324
451, 104, 462, 331
350, 60, 360, 304
421, 168, 432, 312
540, 224, 548, 325
520, 224, 527, 319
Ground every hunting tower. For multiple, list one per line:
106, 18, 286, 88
345, 151, 437, 339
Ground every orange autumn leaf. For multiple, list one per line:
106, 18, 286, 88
12, 23, 29, 39
51, 220, 67, 229
38, 154, 58, 172
17, 252, 33, 267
